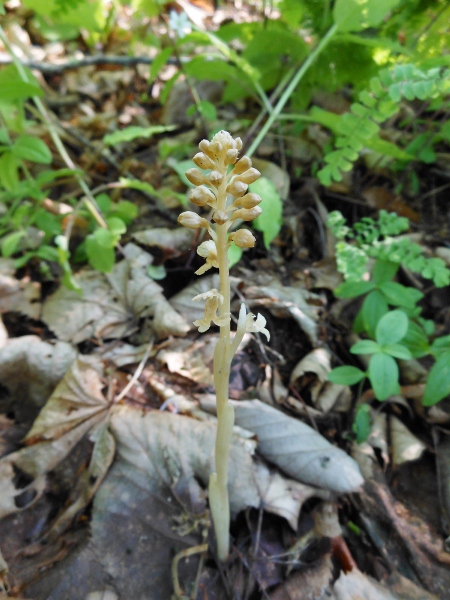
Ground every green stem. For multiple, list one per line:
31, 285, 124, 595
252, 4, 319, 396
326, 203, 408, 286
246, 23, 338, 157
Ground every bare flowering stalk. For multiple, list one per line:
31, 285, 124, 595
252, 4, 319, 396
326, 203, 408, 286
178, 131, 270, 561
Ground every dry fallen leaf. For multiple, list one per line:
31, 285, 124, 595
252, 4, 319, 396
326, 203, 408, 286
132, 226, 195, 254
243, 274, 322, 344
24, 356, 111, 443
290, 348, 351, 413
41, 244, 189, 343
390, 416, 426, 467
0, 336, 76, 421
233, 400, 364, 493
332, 568, 438, 600
0, 258, 41, 319
156, 334, 217, 386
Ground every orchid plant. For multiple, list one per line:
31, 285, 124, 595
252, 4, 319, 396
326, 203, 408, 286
178, 131, 270, 561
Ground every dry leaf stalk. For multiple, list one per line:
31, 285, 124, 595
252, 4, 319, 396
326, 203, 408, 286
178, 131, 269, 560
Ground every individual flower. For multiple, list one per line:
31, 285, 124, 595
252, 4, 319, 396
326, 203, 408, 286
232, 156, 252, 174
245, 312, 270, 341
189, 185, 216, 207
234, 168, 260, 184
178, 211, 208, 229
196, 240, 219, 275
193, 152, 216, 170
228, 229, 256, 248
234, 193, 261, 209
193, 289, 229, 332
186, 168, 206, 186
231, 206, 262, 222
226, 180, 248, 197
213, 210, 228, 225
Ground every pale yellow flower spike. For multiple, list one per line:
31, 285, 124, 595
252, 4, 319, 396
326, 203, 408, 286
177, 131, 269, 561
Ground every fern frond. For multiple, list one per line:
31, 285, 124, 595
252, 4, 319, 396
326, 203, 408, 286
318, 64, 450, 186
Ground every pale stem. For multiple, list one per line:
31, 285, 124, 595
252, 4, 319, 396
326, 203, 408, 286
208, 158, 234, 561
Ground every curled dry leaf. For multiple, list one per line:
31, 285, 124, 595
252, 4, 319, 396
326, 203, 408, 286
290, 348, 351, 413
233, 400, 364, 493
0, 258, 41, 319
0, 336, 76, 420
41, 244, 189, 343
390, 416, 426, 467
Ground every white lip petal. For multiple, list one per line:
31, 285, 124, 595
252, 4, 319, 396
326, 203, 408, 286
245, 312, 270, 341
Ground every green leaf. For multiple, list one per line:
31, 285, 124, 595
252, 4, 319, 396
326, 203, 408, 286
12, 135, 52, 164
2, 231, 24, 257
353, 404, 371, 444
334, 0, 402, 33
368, 353, 399, 401
382, 343, 412, 360
372, 259, 399, 285
423, 352, 450, 406
328, 366, 366, 385
228, 243, 242, 268
334, 280, 375, 298
93, 227, 116, 248
402, 321, 430, 358
379, 281, 423, 309
110, 200, 138, 224
85, 233, 115, 272
103, 125, 176, 146
0, 81, 43, 102
375, 310, 408, 346
106, 217, 126, 238
250, 177, 283, 249
147, 264, 167, 280
197, 100, 217, 121
430, 335, 450, 358
350, 340, 380, 355
149, 47, 174, 84
361, 290, 388, 338
0, 152, 20, 191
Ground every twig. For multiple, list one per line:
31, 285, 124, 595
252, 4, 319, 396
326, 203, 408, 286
0, 53, 178, 74
115, 338, 154, 402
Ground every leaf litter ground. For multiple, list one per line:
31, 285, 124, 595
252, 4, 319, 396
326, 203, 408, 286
1, 3, 450, 599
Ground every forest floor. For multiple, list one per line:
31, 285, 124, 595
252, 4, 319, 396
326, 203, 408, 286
1, 1, 450, 599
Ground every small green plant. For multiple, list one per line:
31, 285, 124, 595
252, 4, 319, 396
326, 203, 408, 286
317, 63, 450, 186
327, 212, 450, 427
177, 131, 270, 561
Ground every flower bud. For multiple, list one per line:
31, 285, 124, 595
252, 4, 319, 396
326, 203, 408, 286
213, 210, 228, 225
193, 152, 216, 170
237, 193, 261, 209
235, 168, 260, 184
231, 206, 262, 222
178, 211, 207, 229
199, 139, 215, 160
186, 168, 205, 186
226, 180, 248, 197
235, 137, 243, 150
225, 149, 239, 165
188, 185, 216, 207
208, 170, 224, 186
233, 156, 252, 174
229, 229, 256, 248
